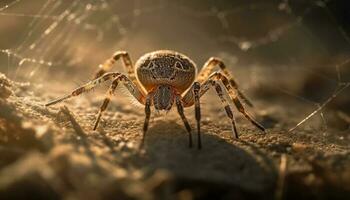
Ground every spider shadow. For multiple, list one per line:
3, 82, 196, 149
52, 106, 103, 172
142, 120, 277, 194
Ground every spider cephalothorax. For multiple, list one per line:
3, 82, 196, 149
46, 50, 266, 149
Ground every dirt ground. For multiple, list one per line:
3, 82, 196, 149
0, 72, 349, 200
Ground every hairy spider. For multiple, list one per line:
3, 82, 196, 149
46, 50, 266, 149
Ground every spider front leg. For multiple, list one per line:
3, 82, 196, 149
45, 72, 120, 106
197, 57, 253, 107
140, 95, 152, 148
94, 51, 137, 84
175, 96, 193, 148
93, 74, 146, 130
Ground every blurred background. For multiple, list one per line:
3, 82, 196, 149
0, 0, 349, 133
0, 1, 350, 199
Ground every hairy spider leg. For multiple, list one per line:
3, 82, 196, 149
183, 79, 239, 147
196, 57, 253, 107
182, 72, 265, 141
208, 72, 265, 133
94, 51, 137, 85
175, 96, 193, 148
140, 95, 152, 148
45, 72, 120, 106
193, 82, 201, 149
93, 74, 146, 130
213, 81, 239, 138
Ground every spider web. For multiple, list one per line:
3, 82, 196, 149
0, 0, 349, 135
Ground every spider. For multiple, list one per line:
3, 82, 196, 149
46, 50, 266, 149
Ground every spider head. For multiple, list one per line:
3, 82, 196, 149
153, 84, 176, 111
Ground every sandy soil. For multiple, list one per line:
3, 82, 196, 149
0, 72, 349, 200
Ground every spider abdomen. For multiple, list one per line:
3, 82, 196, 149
135, 50, 196, 93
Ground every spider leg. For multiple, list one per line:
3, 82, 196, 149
197, 57, 253, 107
175, 96, 193, 148
94, 51, 137, 84
193, 82, 201, 149
182, 72, 265, 140
140, 95, 152, 148
93, 74, 146, 130
210, 72, 266, 133
183, 79, 239, 141
213, 82, 239, 138
45, 72, 120, 106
